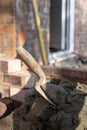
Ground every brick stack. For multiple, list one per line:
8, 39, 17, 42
0, 54, 35, 103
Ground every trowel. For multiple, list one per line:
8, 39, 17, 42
16, 46, 56, 106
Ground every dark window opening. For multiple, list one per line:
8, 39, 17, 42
50, 0, 71, 53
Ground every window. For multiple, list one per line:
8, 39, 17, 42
49, 0, 75, 63
50, 0, 75, 52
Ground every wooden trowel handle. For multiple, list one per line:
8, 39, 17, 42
16, 46, 46, 85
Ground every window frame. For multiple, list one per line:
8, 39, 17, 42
49, 0, 75, 64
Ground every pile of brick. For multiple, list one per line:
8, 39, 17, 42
0, 54, 35, 103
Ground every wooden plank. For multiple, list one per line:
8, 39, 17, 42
42, 66, 87, 84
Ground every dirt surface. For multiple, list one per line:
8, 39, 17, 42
1, 57, 87, 130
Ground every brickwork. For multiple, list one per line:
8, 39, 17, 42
0, 58, 21, 73
0, 54, 33, 101
0, 0, 50, 63
74, 0, 87, 56
3, 69, 31, 87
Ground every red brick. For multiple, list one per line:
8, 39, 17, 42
10, 87, 35, 102
0, 73, 3, 83
0, 101, 7, 117
0, 84, 3, 97
0, 0, 15, 9
0, 53, 6, 57
3, 86, 10, 98
0, 58, 21, 73
10, 87, 24, 102
0, 98, 14, 118
0, 83, 10, 98
3, 69, 31, 88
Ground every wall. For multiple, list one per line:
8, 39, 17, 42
1, 0, 87, 63
74, 0, 87, 56
0, 0, 50, 63
0, 1, 16, 56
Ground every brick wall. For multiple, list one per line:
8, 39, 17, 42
0, 0, 50, 63
74, 0, 87, 56
0, 1, 16, 57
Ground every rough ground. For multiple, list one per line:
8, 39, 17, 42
0, 57, 87, 130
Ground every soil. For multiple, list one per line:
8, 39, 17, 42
1, 57, 87, 130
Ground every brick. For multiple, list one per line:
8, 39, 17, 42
0, 84, 3, 97
0, 13, 15, 24
0, 83, 10, 98
3, 69, 31, 88
0, 58, 21, 73
42, 66, 87, 84
10, 87, 25, 102
74, 0, 87, 55
0, 73, 3, 83
3, 87, 10, 98
10, 87, 35, 102
4, 48, 17, 58
0, 0, 14, 8
0, 101, 7, 117
0, 98, 14, 118
0, 53, 6, 57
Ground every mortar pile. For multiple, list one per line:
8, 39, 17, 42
12, 79, 87, 130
